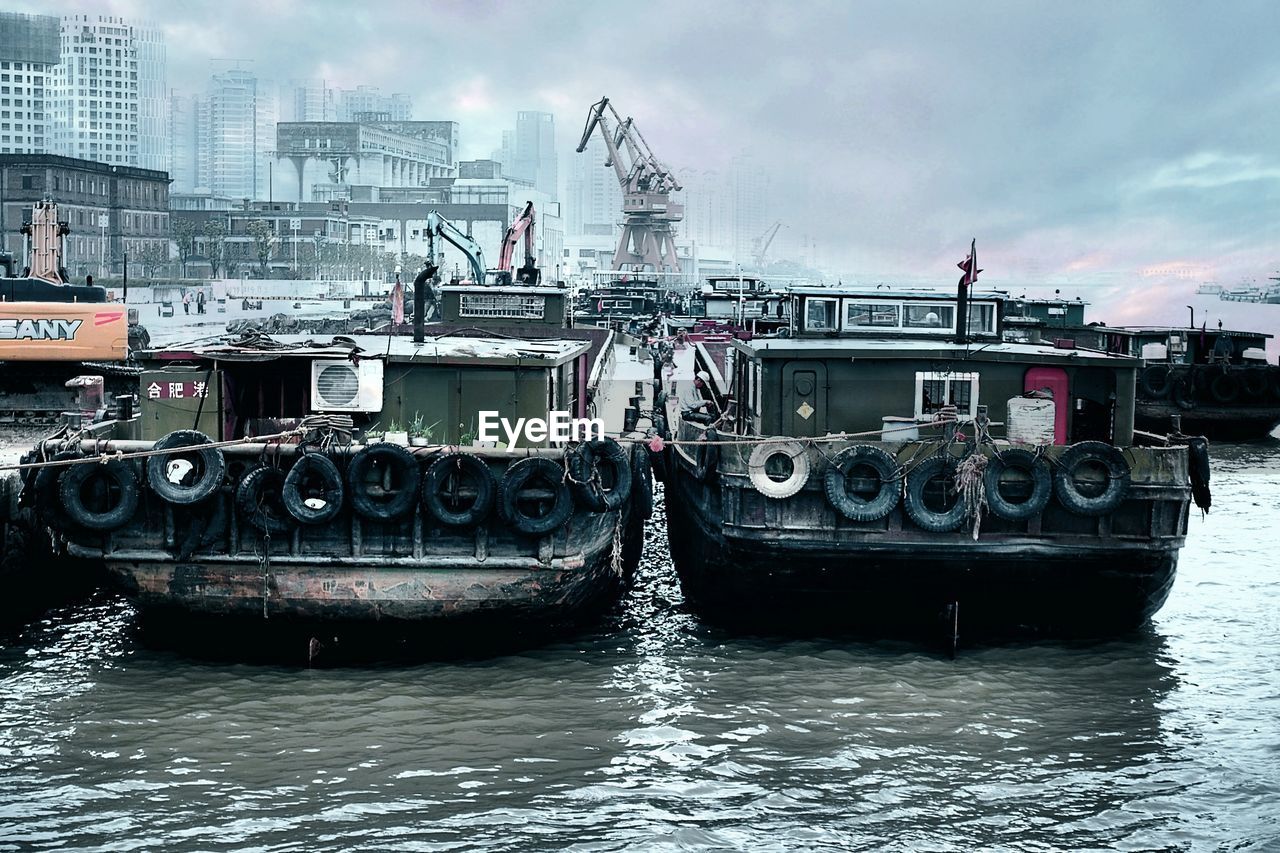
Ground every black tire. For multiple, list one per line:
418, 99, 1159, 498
1139, 365, 1172, 399
631, 442, 654, 520
1170, 370, 1197, 411
347, 443, 421, 522
1208, 371, 1241, 404
235, 465, 293, 535
569, 439, 632, 512
59, 458, 139, 532
1240, 367, 1269, 401
146, 430, 226, 506
983, 449, 1053, 521
1187, 436, 1212, 513
823, 444, 901, 522
34, 450, 82, 531
498, 457, 573, 537
282, 453, 345, 525
421, 452, 496, 528
689, 428, 720, 482
903, 454, 967, 533
1053, 441, 1131, 517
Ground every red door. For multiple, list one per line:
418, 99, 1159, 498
1023, 367, 1069, 444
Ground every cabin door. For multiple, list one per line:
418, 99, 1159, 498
782, 361, 827, 437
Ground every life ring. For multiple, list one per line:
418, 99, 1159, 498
1208, 370, 1241, 404
631, 442, 654, 519
569, 439, 633, 512
983, 448, 1053, 520
34, 450, 82, 530
1053, 441, 1131, 516
282, 453, 345, 525
235, 465, 294, 535
59, 458, 139, 532
1170, 370, 1197, 410
1186, 436, 1211, 512
1139, 365, 1172, 399
747, 439, 810, 499
1241, 367, 1269, 401
903, 454, 968, 533
823, 444, 901, 522
421, 452, 496, 527
689, 428, 720, 482
145, 429, 226, 506
498, 457, 573, 536
347, 443, 421, 521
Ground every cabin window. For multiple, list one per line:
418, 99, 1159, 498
805, 298, 838, 331
914, 371, 979, 420
844, 302, 900, 329
903, 303, 955, 331
459, 293, 545, 319
966, 303, 996, 335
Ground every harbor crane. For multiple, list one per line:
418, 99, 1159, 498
752, 221, 784, 269
576, 96, 683, 273
495, 201, 540, 285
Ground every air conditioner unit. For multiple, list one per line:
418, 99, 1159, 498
310, 359, 383, 412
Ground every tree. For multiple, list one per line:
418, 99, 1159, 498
173, 218, 198, 278
135, 242, 168, 278
202, 219, 227, 279
246, 219, 276, 276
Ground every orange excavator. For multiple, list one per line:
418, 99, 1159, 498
0, 197, 142, 424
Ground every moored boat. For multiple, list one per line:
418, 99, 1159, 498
661, 281, 1208, 644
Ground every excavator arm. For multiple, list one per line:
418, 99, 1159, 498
497, 201, 536, 273
426, 210, 487, 284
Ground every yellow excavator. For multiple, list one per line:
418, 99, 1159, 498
0, 197, 144, 424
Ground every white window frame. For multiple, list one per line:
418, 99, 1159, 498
804, 297, 838, 332
913, 371, 980, 421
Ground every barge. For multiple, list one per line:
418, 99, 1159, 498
661, 282, 1207, 643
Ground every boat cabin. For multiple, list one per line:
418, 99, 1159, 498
138, 334, 591, 448
439, 283, 571, 329
1111, 326, 1272, 366
573, 278, 665, 328
696, 275, 789, 329
698, 287, 1137, 446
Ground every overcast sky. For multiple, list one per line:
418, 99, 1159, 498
13, 0, 1280, 331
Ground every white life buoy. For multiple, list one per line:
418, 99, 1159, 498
748, 439, 810, 499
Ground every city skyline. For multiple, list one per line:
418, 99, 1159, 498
1, 0, 1278, 329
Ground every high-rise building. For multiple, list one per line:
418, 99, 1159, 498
512, 111, 557, 200
335, 85, 412, 122
284, 78, 336, 123
167, 90, 197, 193
47, 14, 166, 168
0, 13, 59, 155
196, 69, 277, 200
730, 153, 768, 262
565, 133, 621, 237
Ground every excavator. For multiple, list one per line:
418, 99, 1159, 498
494, 201, 540, 286
0, 197, 142, 424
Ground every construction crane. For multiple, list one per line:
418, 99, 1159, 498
752, 221, 784, 269
425, 210, 486, 284
495, 201, 540, 285
576, 96, 683, 273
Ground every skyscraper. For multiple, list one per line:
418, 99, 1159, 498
0, 12, 59, 155
335, 85, 412, 122
565, 133, 621, 237
196, 69, 277, 199
167, 90, 197, 193
512, 111, 557, 200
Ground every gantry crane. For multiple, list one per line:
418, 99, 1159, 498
576, 96, 683, 273
495, 201, 540, 285
752, 221, 784, 269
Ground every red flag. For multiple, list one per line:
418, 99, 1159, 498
957, 239, 983, 286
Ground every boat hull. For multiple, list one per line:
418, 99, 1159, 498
1136, 401, 1280, 441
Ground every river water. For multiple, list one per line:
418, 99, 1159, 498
1, 441, 1277, 851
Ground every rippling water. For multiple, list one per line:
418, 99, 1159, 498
2, 442, 1278, 851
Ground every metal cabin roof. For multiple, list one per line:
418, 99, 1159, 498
732, 336, 1138, 366
145, 334, 589, 367
1109, 325, 1273, 340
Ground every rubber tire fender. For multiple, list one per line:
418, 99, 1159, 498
1241, 367, 1269, 401
34, 450, 82, 530
823, 444, 901, 522
235, 465, 294, 535
1208, 370, 1241, 404
631, 442, 654, 519
902, 454, 968, 533
146, 430, 226, 506
1139, 365, 1172, 400
499, 456, 574, 537
421, 452, 497, 527
748, 439, 810, 499
689, 428, 720, 482
59, 458, 140, 532
347, 443, 421, 522
983, 448, 1053, 521
1053, 441, 1131, 517
1187, 436, 1211, 512
282, 453, 345, 525
1170, 370, 1197, 411
569, 439, 632, 512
